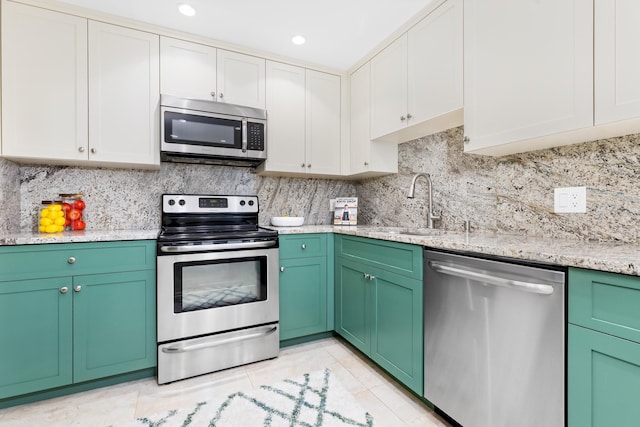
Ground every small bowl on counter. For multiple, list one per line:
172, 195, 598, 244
271, 216, 304, 227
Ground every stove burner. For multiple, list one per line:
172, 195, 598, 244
158, 194, 278, 254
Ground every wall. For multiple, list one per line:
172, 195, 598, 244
0, 158, 20, 232
356, 127, 640, 243
3, 128, 640, 243
1, 160, 355, 234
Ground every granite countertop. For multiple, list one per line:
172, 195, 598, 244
0, 229, 160, 246
270, 225, 640, 276
2, 225, 639, 276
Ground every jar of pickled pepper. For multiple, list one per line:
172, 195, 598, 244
39, 200, 66, 233
59, 193, 86, 231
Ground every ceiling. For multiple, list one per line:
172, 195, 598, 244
56, 0, 435, 71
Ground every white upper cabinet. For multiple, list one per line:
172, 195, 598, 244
464, 0, 596, 155
260, 61, 307, 174
595, 0, 640, 125
1, 2, 159, 168
160, 37, 265, 109
1, 1, 88, 161
407, 0, 463, 132
349, 63, 397, 177
258, 61, 342, 177
464, 0, 640, 156
305, 70, 341, 176
370, 34, 407, 141
370, 0, 463, 143
160, 37, 217, 101
216, 49, 266, 109
88, 21, 160, 166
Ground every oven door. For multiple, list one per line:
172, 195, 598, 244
157, 246, 279, 343
161, 106, 243, 151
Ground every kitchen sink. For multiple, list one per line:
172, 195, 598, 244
369, 227, 446, 237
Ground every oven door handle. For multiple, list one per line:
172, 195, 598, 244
161, 326, 278, 354
159, 240, 277, 253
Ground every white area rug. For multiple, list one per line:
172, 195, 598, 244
120, 369, 374, 427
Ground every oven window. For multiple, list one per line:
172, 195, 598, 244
164, 111, 241, 148
174, 257, 267, 313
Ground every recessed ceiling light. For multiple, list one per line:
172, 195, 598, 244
178, 4, 196, 17
291, 35, 306, 46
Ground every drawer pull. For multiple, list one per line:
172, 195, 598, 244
301, 244, 306, 250
60, 287, 69, 294
363, 273, 370, 279
67, 257, 76, 264
74, 285, 82, 293
280, 267, 285, 272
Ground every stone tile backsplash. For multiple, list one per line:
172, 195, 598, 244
356, 127, 640, 243
2, 127, 640, 243
3, 161, 355, 234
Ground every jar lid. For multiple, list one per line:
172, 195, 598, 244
41, 200, 63, 205
59, 193, 84, 198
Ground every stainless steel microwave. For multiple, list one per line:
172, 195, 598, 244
160, 94, 267, 167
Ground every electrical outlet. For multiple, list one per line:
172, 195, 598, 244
554, 187, 586, 213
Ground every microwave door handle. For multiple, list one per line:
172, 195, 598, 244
241, 118, 248, 152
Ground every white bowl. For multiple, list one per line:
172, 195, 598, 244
271, 216, 304, 227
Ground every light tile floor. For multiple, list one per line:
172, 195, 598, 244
0, 337, 451, 427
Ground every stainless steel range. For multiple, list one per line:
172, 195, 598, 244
156, 194, 279, 384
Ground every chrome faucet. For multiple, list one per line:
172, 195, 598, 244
407, 173, 441, 229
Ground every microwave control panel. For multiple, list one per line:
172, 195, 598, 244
247, 123, 265, 151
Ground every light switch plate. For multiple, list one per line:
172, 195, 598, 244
554, 186, 586, 213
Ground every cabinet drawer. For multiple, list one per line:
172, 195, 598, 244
279, 234, 327, 259
569, 268, 640, 344
335, 235, 422, 280
0, 240, 156, 282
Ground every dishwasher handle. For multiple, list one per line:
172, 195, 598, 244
428, 261, 555, 295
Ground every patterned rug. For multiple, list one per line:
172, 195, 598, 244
120, 369, 374, 427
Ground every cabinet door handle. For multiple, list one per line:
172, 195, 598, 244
60, 287, 69, 294
74, 285, 82, 293
301, 244, 306, 250
407, 113, 413, 120
301, 163, 306, 168
219, 93, 224, 99
363, 273, 370, 279
307, 164, 311, 168
400, 115, 406, 122
464, 136, 470, 144
67, 257, 76, 264
369, 275, 376, 281
78, 147, 85, 153
364, 162, 369, 166
280, 267, 285, 272
210, 91, 216, 98
90, 148, 96, 154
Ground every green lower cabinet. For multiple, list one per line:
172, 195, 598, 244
334, 259, 370, 354
279, 257, 327, 340
335, 256, 423, 395
73, 270, 157, 382
0, 240, 156, 403
0, 277, 73, 399
370, 267, 423, 391
568, 324, 640, 427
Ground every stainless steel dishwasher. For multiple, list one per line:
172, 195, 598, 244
424, 249, 565, 427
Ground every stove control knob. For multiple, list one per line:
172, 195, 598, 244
168, 199, 175, 206
179, 199, 186, 206
240, 200, 246, 206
